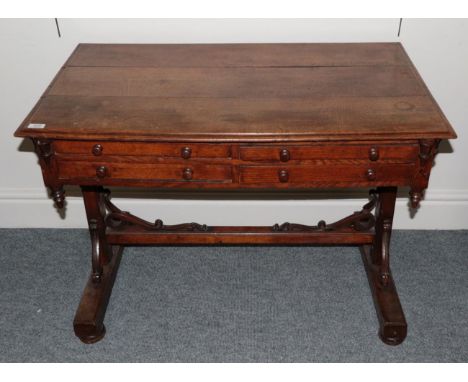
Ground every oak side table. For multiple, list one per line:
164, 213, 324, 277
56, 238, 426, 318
15, 43, 456, 345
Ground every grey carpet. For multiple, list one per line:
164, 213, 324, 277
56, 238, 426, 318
0, 229, 467, 362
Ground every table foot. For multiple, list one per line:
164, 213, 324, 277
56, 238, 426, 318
75, 324, 106, 344
73, 245, 123, 344
379, 324, 407, 346
361, 244, 407, 346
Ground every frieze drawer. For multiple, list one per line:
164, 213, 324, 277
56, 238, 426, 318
58, 161, 233, 183
239, 144, 419, 162
239, 164, 415, 185
54, 141, 232, 159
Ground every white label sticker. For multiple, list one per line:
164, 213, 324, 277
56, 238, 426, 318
27, 123, 46, 129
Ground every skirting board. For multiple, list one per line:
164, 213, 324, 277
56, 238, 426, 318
1, 188, 467, 229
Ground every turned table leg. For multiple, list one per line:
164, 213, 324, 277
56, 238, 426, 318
361, 186, 407, 345
73, 186, 123, 344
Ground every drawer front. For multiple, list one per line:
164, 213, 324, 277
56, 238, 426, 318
239, 144, 418, 162
58, 161, 233, 183
239, 164, 414, 185
54, 141, 231, 159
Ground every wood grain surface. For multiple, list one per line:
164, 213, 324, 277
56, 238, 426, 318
15, 43, 456, 142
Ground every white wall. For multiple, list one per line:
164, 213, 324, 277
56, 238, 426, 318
1, 18, 467, 229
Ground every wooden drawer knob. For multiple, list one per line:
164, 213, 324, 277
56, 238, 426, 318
278, 169, 289, 183
279, 148, 290, 162
369, 146, 379, 161
92, 144, 103, 156
181, 147, 192, 159
366, 168, 376, 181
183, 167, 193, 180
96, 166, 108, 179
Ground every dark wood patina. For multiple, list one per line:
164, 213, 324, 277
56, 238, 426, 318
15, 43, 456, 345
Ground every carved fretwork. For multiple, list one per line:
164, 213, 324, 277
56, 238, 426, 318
409, 139, 441, 209
273, 191, 378, 233
102, 190, 209, 232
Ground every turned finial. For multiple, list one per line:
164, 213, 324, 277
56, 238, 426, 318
409, 191, 421, 209
52, 189, 65, 209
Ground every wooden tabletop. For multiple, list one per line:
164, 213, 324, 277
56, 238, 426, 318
15, 43, 456, 142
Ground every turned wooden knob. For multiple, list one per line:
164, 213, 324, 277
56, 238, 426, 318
278, 169, 289, 183
366, 168, 376, 181
369, 146, 379, 161
183, 167, 193, 180
92, 144, 103, 156
96, 166, 108, 179
279, 148, 290, 162
181, 146, 192, 159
